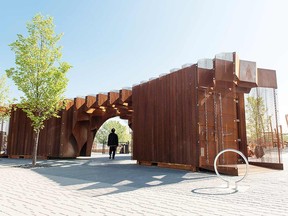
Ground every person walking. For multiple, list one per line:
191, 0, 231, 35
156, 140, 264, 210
107, 128, 118, 159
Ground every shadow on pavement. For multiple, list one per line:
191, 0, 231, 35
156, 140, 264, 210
26, 154, 217, 197
191, 186, 238, 195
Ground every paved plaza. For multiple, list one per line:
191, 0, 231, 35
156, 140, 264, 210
0, 150, 287, 216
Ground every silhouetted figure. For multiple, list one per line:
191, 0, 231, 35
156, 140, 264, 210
107, 128, 118, 159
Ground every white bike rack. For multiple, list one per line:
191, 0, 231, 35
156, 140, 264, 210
214, 148, 249, 189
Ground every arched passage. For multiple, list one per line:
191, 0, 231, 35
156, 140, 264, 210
75, 89, 133, 157
6, 52, 282, 174
91, 116, 131, 154
6, 88, 132, 159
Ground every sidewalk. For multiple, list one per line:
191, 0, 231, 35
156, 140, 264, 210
0, 151, 287, 216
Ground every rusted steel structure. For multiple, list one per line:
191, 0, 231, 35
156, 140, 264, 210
6, 52, 283, 173
132, 52, 282, 172
7, 90, 132, 158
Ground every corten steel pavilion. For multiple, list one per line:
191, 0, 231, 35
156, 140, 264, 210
5, 52, 283, 175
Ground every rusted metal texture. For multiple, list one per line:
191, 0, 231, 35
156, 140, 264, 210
132, 52, 281, 172
6, 52, 281, 173
7, 89, 132, 158
198, 88, 239, 169
132, 66, 198, 169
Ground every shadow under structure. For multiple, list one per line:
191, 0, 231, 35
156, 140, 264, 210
5, 52, 284, 175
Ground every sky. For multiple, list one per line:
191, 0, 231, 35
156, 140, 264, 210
0, 0, 287, 132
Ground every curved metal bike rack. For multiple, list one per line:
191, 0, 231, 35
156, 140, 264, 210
214, 148, 249, 189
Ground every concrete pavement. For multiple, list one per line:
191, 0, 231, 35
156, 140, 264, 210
0, 150, 288, 216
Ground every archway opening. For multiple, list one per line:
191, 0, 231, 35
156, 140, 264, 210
92, 116, 132, 157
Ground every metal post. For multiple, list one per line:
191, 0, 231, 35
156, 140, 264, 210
279, 125, 283, 149
204, 89, 209, 163
219, 92, 224, 163
273, 89, 281, 163
213, 93, 218, 155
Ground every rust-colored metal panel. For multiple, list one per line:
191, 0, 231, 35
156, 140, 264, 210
213, 59, 234, 92
107, 91, 119, 105
23, 114, 33, 155
74, 97, 85, 109
41, 115, 61, 157
59, 100, 74, 157
8, 109, 33, 156
85, 95, 97, 109
8, 107, 66, 158
120, 89, 132, 103
132, 66, 198, 168
6, 52, 280, 173
83, 95, 97, 156
169, 71, 178, 163
96, 93, 108, 106
198, 68, 214, 88
214, 59, 234, 82
70, 97, 87, 157
236, 93, 248, 158
181, 66, 199, 166
235, 86, 253, 94
257, 68, 277, 88
74, 97, 89, 122
198, 86, 239, 169
7, 108, 17, 155
38, 119, 48, 156
47, 116, 62, 156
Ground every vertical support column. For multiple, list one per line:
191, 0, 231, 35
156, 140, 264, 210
236, 93, 248, 158
204, 89, 209, 163
213, 93, 219, 155
85, 128, 96, 156
59, 109, 67, 157
193, 64, 200, 170
279, 125, 283, 149
273, 89, 281, 163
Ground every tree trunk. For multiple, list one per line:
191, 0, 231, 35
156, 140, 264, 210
0, 119, 3, 151
32, 129, 40, 167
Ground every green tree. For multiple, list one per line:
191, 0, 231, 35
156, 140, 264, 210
95, 120, 131, 145
6, 14, 71, 166
283, 134, 288, 142
0, 74, 12, 120
246, 96, 268, 143
0, 74, 12, 153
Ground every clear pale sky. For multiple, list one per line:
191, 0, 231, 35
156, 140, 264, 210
0, 0, 287, 131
